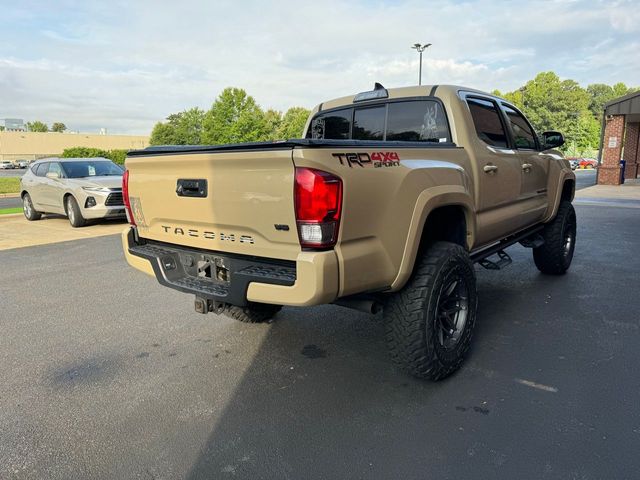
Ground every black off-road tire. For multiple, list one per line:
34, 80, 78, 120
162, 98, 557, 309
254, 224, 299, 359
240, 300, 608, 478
22, 193, 42, 221
384, 241, 477, 381
224, 303, 282, 323
65, 195, 87, 228
533, 201, 576, 275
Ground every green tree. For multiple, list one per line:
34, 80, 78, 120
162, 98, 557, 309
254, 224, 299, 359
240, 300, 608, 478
0, 126, 4, 131
586, 82, 638, 118
51, 122, 67, 133
150, 107, 205, 145
27, 120, 48, 132
201, 88, 267, 144
277, 107, 311, 139
499, 72, 597, 154
260, 109, 283, 141
61, 147, 128, 166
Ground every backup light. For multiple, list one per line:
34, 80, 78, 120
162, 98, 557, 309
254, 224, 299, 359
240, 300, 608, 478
294, 167, 342, 248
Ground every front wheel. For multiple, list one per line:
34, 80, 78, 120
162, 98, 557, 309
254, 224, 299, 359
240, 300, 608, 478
65, 196, 86, 228
533, 201, 576, 275
384, 241, 477, 381
22, 193, 42, 221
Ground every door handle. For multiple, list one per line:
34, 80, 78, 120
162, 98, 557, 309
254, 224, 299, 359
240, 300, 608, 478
483, 164, 498, 173
522, 163, 532, 171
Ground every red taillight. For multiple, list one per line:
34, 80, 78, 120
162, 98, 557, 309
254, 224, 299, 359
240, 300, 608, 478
122, 169, 136, 226
294, 167, 342, 248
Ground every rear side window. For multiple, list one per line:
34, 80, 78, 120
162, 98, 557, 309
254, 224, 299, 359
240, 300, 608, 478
35, 163, 49, 177
387, 100, 450, 142
502, 104, 537, 149
308, 108, 351, 140
47, 162, 63, 176
353, 106, 385, 140
466, 98, 508, 148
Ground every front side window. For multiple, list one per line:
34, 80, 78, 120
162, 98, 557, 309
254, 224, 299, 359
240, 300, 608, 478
502, 104, 537, 149
308, 108, 351, 140
353, 106, 385, 140
387, 100, 450, 142
466, 97, 508, 148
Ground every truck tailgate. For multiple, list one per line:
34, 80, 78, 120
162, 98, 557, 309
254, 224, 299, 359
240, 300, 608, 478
125, 148, 300, 261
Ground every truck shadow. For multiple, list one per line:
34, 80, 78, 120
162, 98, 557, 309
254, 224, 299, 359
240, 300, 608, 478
183, 263, 557, 479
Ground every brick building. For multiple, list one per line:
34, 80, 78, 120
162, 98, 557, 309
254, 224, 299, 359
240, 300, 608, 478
597, 91, 640, 185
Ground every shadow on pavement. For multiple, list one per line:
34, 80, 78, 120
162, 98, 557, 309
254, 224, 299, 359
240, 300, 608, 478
183, 204, 640, 479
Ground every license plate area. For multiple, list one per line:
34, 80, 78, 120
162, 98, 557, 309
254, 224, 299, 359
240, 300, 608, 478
196, 256, 230, 283
179, 253, 231, 285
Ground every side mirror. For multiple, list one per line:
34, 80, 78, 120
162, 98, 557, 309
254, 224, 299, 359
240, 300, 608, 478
45, 171, 60, 179
541, 131, 565, 150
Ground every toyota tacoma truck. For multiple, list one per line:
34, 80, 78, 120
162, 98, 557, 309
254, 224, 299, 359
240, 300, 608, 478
121, 84, 576, 380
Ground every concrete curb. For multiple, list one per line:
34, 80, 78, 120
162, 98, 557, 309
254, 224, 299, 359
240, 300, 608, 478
0, 213, 23, 218
0, 193, 20, 198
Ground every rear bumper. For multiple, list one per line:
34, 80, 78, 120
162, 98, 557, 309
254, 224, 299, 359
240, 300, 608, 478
121, 227, 339, 307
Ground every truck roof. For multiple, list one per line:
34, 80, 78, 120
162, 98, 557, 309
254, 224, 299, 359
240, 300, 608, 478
317, 84, 502, 112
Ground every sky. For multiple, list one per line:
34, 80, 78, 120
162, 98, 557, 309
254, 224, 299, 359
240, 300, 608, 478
1, 0, 638, 135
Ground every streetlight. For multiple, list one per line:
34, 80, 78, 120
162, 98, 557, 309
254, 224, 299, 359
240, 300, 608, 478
411, 43, 432, 86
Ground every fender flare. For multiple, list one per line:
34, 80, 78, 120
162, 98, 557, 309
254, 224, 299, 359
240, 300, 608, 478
543, 170, 575, 223
389, 185, 475, 291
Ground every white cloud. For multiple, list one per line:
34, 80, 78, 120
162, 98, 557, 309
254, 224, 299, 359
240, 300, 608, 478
0, 0, 637, 134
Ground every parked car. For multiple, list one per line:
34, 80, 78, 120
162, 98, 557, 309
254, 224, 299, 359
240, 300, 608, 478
16, 160, 30, 169
20, 157, 126, 227
0, 161, 15, 169
579, 158, 598, 169
565, 157, 579, 170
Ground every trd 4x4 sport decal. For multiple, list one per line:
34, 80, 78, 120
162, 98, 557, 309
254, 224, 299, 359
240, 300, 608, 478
332, 152, 401, 168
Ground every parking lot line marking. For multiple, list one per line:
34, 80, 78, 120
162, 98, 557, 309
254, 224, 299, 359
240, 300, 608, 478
515, 378, 558, 393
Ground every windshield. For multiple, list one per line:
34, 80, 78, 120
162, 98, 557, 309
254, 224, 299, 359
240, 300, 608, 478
61, 161, 123, 178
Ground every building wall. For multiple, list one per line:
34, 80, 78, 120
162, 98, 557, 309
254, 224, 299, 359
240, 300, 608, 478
0, 131, 150, 161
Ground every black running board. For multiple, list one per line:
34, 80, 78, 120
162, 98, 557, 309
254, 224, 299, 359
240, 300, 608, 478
470, 224, 544, 266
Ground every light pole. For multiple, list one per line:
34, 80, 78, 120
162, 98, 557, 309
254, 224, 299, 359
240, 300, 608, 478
411, 43, 431, 86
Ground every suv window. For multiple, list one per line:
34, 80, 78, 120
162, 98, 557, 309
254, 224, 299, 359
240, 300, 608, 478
35, 162, 49, 177
387, 100, 450, 142
308, 108, 351, 140
502, 104, 537, 149
466, 97, 508, 148
353, 106, 385, 141
47, 162, 63, 177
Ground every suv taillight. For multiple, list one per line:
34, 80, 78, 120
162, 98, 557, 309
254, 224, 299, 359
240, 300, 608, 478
294, 167, 342, 248
122, 169, 136, 226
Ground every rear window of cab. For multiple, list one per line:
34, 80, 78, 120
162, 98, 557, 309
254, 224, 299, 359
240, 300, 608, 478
307, 99, 451, 143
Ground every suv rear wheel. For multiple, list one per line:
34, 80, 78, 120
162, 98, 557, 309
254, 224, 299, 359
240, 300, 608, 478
22, 193, 42, 221
65, 196, 87, 228
384, 241, 477, 381
533, 200, 576, 275
224, 303, 282, 323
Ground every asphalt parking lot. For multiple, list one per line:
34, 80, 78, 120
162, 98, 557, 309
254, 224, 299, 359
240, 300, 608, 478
1, 197, 639, 479
0, 169, 25, 178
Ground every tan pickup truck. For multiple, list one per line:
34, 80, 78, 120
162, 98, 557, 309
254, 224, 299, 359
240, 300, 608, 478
122, 84, 576, 380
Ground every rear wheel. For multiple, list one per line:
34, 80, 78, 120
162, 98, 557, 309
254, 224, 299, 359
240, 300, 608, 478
22, 193, 42, 221
224, 303, 282, 323
533, 200, 576, 275
65, 196, 87, 228
384, 241, 477, 381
